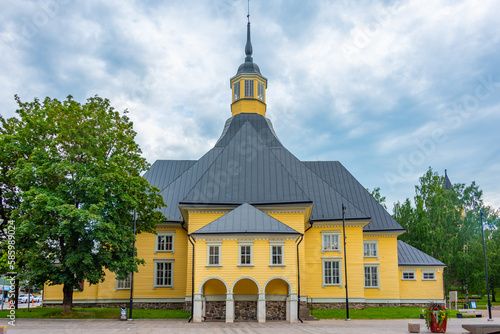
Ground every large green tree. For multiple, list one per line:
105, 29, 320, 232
1, 95, 165, 312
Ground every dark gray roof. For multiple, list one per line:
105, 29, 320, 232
191, 203, 300, 235
143, 160, 196, 191
145, 113, 404, 231
397, 240, 445, 266
304, 161, 404, 231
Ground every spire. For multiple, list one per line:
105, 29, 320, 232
444, 169, 452, 190
245, 21, 253, 62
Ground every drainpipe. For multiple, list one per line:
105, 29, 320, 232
304, 221, 313, 233
188, 235, 195, 322
296, 234, 304, 323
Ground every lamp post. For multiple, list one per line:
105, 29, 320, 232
342, 204, 350, 321
480, 211, 493, 321
128, 210, 136, 320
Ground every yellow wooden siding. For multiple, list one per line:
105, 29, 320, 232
399, 268, 444, 300
193, 239, 299, 294
363, 236, 400, 300
303, 225, 365, 299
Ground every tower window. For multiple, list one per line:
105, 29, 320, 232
233, 81, 240, 101
244, 79, 254, 97
258, 81, 264, 100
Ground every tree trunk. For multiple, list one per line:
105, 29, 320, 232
492, 286, 496, 302
62, 284, 73, 313
14, 278, 19, 310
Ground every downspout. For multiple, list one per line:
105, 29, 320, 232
188, 234, 195, 322
304, 221, 313, 233
296, 234, 304, 323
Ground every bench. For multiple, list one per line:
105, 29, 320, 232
462, 324, 500, 334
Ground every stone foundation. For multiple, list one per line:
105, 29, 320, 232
205, 301, 226, 321
266, 301, 286, 320
235, 300, 257, 321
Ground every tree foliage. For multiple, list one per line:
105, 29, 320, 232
0, 95, 166, 312
367, 187, 387, 209
393, 167, 500, 297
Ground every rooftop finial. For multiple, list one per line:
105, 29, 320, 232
244, 0, 253, 62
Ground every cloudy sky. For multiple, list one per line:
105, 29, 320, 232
1, 0, 499, 212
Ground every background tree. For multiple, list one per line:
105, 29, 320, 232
367, 187, 387, 209
1, 95, 166, 312
393, 167, 500, 298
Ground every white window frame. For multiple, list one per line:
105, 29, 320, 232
322, 258, 342, 287
257, 81, 264, 100
244, 79, 254, 97
207, 242, 222, 267
269, 242, 285, 267
233, 81, 240, 101
153, 259, 174, 289
364, 264, 380, 289
155, 231, 175, 254
422, 270, 436, 281
238, 242, 254, 267
363, 240, 378, 258
402, 270, 416, 281
321, 231, 341, 253
116, 273, 132, 290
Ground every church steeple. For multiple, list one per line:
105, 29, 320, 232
230, 17, 268, 117
245, 21, 253, 62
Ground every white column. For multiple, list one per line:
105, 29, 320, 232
226, 293, 234, 323
257, 293, 266, 323
193, 293, 203, 323
287, 293, 298, 323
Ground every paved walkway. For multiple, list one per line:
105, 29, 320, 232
0, 316, 498, 334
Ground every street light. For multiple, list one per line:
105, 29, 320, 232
480, 211, 493, 321
128, 210, 136, 320
342, 204, 350, 321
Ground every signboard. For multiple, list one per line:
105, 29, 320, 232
449, 291, 458, 302
470, 301, 477, 309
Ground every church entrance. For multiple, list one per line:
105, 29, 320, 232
201, 278, 227, 321
232, 278, 259, 321
264, 278, 289, 321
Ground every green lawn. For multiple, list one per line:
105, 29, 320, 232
0, 307, 190, 319
311, 307, 459, 320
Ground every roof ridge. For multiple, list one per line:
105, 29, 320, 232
182, 121, 311, 204
299, 160, 370, 220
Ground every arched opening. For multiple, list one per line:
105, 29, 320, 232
201, 278, 227, 321
232, 278, 260, 321
265, 278, 290, 321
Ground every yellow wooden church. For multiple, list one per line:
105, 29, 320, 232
44, 20, 445, 323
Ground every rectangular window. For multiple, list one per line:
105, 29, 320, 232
207, 244, 221, 266
322, 232, 341, 252
364, 265, 379, 288
154, 260, 173, 288
244, 79, 254, 97
323, 259, 341, 286
233, 81, 240, 100
116, 273, 132, 290
402, 271, 415, 280
270, 244, 284, 266
239, 244, 253, 265
363, 241, 378, 258
155, 231, 175, 253
257, 81, 264, 100
423, 271, 436, 280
